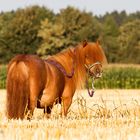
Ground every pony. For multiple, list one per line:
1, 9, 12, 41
6, 41, 107, 119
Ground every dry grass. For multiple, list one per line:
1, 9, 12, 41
0, 89, 140, 140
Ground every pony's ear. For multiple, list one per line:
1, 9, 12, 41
83, 40, 88, 47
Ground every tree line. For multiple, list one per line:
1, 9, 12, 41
0, 5, 140, 64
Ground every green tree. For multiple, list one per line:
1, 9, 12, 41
37, 19, 66, 56
37, 6, 102, 57
101, 15, 120, 63
118, 19, 140, 63
0, 6, 54, 63
0, 11, 15, 63
98, 11, 127, 26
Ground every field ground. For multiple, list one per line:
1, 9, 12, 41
0, 89, 140, 140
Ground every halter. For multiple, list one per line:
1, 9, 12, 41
85, 61, 102, 97
85, 61, 102, 78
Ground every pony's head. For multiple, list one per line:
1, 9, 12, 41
82, 40, 107, 79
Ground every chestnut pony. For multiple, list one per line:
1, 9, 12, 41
6, 41, 107, 119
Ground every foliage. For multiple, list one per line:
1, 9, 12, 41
94, 67, 140, 89
118, 19, 140, 63
0, 6, 54, 63
0, 11, 15, 63
0, 5, 140, 63
0, 65, 6, 89
1, 65, 140, 89
37, 7, 102, 57
101, 15, 120, 63
37, 18, 66, 56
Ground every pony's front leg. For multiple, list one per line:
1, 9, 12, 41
61, 97, 72, 117
61, 84, 75, 117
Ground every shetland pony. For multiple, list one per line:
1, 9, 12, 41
6, 41, 107, 119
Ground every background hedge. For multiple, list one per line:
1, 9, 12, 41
0, 65, 6, 89
94, 66, 140, 89
0, 65, 140, 89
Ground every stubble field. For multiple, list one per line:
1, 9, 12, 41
0, 89, 140, 140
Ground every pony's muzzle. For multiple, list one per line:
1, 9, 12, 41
85, 61, 103, 79
95, 71, 102, 78
89, 66, 103, 79
90, 70, 102, 79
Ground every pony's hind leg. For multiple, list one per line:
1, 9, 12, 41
44, 105, 52, 118
26, 98, 36, 119
27, 81, 41, 119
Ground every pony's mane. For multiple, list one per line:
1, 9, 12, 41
49, 47, 76, 74
49, 42, 107, 89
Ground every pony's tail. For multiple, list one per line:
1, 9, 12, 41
6, 61, 29, 119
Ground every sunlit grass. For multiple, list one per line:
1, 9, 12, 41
0, 89, 140, 140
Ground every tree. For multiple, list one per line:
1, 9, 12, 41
37, 19, 66, 56
0, 11, 15, 63
99, 11, 127, 26
101, 15, 120, 63
118, 19, 140, 63
37, 6, 102, 57
0, 6, 54, 63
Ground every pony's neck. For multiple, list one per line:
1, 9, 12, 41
74, 45, 87, 89
51, 45, 87, 89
